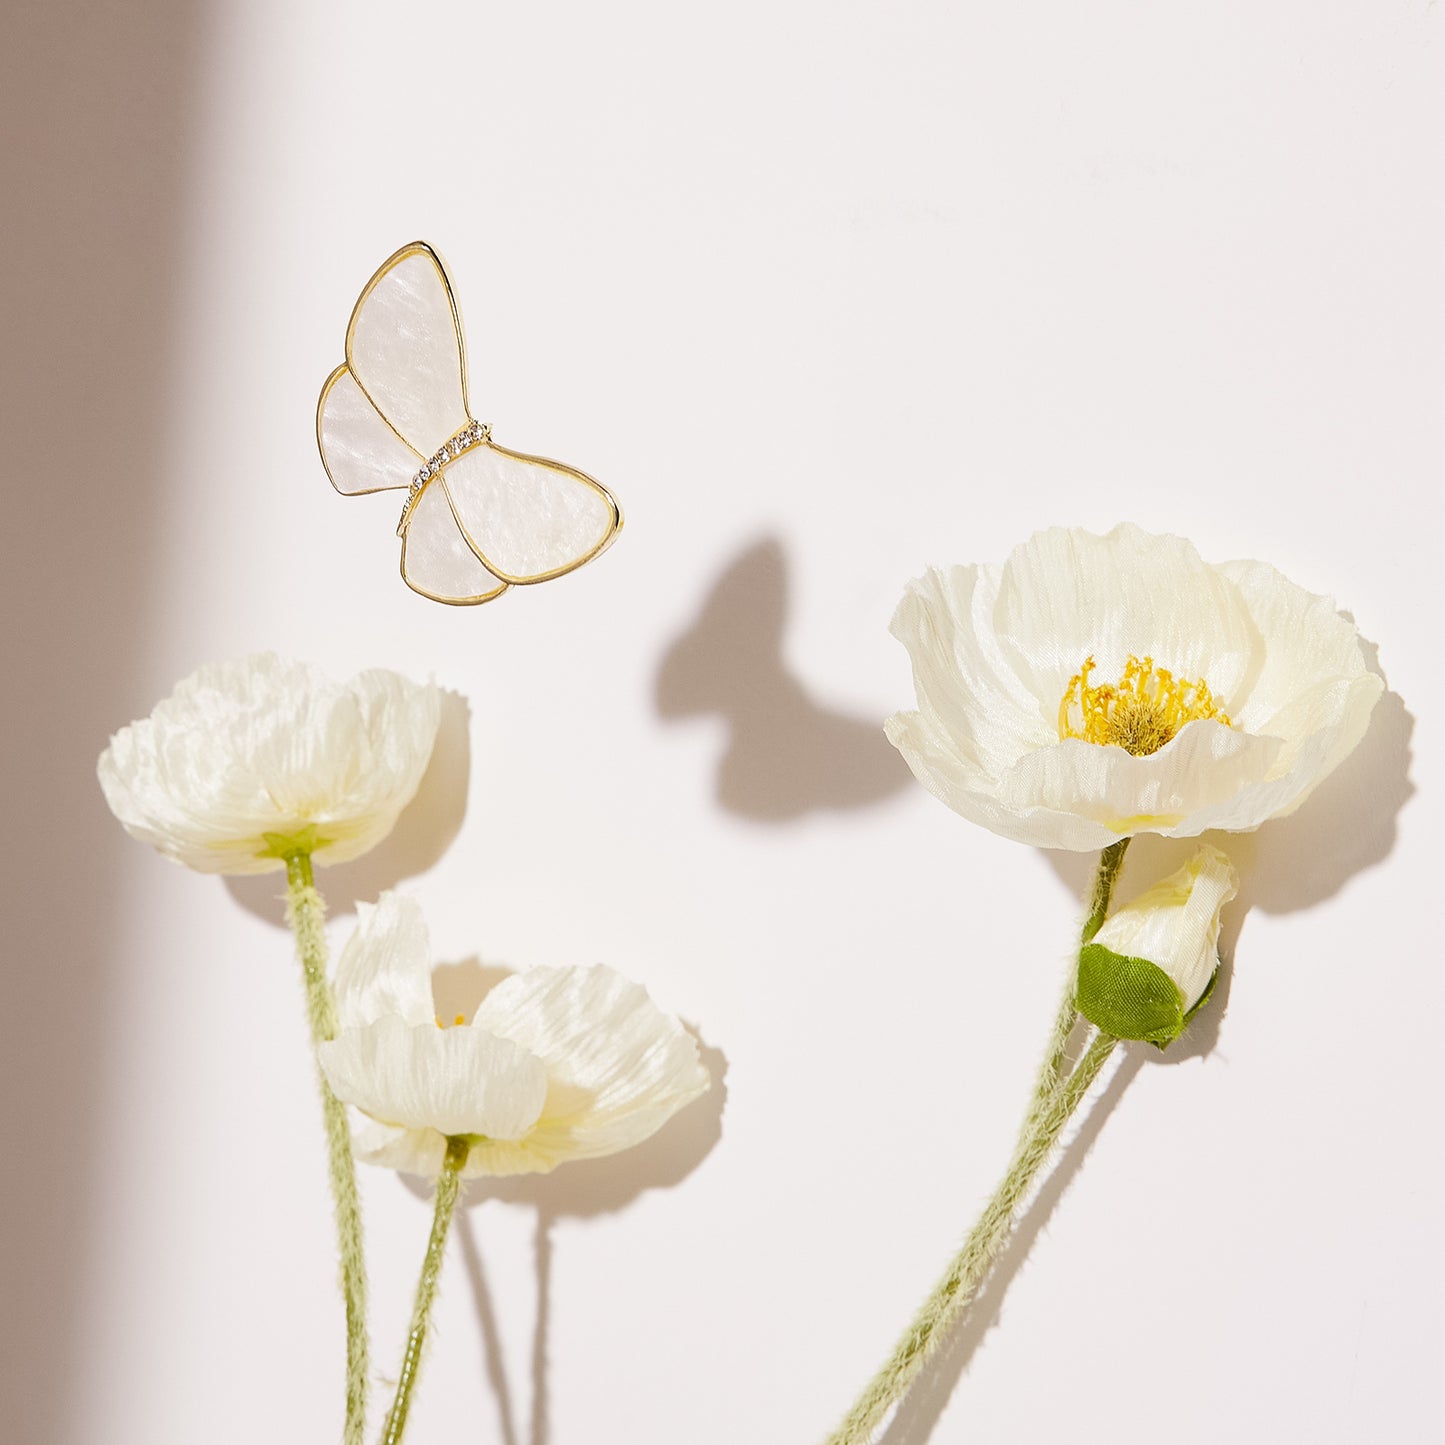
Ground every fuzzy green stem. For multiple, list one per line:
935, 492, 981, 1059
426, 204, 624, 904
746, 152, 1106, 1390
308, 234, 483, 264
380, 1137, 469, 1445
1030, 975, 1081, 1122
1081, 837, 1131, 944
1027, 841, 1129, 1127
824, 1028, 1118, 1445
284, 852, 369, 1445
825, 843, 1133, 1443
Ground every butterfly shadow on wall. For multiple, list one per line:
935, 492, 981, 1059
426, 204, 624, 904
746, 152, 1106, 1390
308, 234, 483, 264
656, 536, 910, 821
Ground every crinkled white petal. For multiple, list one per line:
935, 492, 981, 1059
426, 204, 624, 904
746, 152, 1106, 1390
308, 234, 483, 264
349, 1115, 450, 1177
464, 964, 709, 1176
1001, 723, 1282, 841
885, 708, 1280, 849
1159, 682, 1380, 834
1093, 844, 1239, 1009
992, 526, 1260, 718
889, 566, 1053, 777
886, 707, 1117, 850
332, 892, 437, 1030
1212, 559, 1384, 820
97, 653, 440, 874
318, 1014, 547, 1139
886, 526, 1382, 849
1218, 560, 1376, 730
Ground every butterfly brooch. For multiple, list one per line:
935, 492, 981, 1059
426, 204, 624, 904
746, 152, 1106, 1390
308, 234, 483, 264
317, 241, 622, 605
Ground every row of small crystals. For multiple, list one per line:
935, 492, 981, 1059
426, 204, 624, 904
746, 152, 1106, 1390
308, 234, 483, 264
409, 420, 489, 495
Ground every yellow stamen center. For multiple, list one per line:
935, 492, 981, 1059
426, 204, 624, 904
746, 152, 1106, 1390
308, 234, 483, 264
1058, 654, 1231, 757
434, 1013, 468, 1029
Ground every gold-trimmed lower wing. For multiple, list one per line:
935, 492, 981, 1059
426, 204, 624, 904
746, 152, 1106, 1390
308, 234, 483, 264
399, 474, 510, 606
316, 363, 422, 497
441, 440, 623, 586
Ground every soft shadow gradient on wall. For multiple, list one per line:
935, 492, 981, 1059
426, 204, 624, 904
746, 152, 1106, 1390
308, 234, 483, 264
0, 5, 207, 1441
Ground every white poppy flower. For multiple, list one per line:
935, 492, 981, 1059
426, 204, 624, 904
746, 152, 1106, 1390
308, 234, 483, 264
98, 653, 440, 874
317, 893, 710, 1179
1077, 844, 1239, 1046
885, 525, 1382, 850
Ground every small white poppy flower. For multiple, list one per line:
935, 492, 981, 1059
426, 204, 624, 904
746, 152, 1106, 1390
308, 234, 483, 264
885, 525, 1382, 850
98, 653, 440, 874
1078, 844, 1239, 1046
317, 893, 710, 1179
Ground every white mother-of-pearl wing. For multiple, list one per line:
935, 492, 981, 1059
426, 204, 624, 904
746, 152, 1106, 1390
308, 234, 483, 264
347, 245, 468, 457
400, 478, 509, 605
317, 365, 421, 496
442, 442, 622, 584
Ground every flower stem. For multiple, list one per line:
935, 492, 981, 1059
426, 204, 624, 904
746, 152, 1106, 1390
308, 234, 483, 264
824, 843, 1132, 1445
1032, 974, 1081, 1116
1027, 838, 1129, 1141
284, 851, 369, 1445
380, 1136, 470, 1445
1082, 837, 1130, 943
824, 1029, 1118, 1445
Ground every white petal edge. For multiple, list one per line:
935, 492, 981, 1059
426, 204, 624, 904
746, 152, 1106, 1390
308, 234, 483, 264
308, 670, 441, 866
888, 566, 1055, 775
1001, 722, 1284, 839
468, 964, 709, 1174
350, 1114, 449, 1177
331, 892, 437, 1030
886, 707, 1119, 850
319, 1015, 547, 1139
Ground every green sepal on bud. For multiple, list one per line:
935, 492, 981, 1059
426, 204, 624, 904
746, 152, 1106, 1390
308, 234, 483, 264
1077, 943, 1187, 1047
1076, 947, 1221, 1049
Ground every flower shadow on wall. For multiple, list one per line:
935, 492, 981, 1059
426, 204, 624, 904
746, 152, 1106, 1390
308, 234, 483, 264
225, 688, 472, 926
656, 535, 909, 820
397, 956, 727, 1445
876, 641, 1411, 1445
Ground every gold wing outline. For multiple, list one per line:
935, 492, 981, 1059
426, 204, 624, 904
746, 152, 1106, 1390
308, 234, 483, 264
439, 438, 623, 586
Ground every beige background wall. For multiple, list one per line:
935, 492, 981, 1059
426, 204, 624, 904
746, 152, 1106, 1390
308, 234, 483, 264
3, 3, 1439, 1442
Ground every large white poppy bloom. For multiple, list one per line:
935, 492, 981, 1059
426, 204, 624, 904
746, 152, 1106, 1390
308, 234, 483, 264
317, 893, 710, 1178
98, 653, 439, 874
885, 526, 1382, 850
